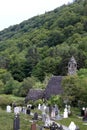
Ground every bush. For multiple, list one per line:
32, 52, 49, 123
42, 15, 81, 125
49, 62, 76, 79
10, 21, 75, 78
0, 94, 24, 109
47, 95, 63, 108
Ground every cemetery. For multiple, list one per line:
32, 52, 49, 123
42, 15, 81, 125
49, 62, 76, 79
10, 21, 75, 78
0, 0, 87, 129
0, 56, 87, 130
0, 102, 87, 130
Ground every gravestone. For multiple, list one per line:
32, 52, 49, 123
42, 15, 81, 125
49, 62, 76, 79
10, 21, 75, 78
49, 105, 52, 117
13, 114, 20, 130
6, 105, 11, 113
50, 122, 59, 130
41, 104, 46, 113
55, 110, 62, 120
31, 122, 36, 130
45, 106, 49, 114
45, 115, 51, 127
38, 104, 41, 110
55, 104, 58, 116
83, 108, 87, 121
33, 112, 38, 120
39, 126, 43, 130
21, 107, 26, 114
63, 107, 68, 118
42, 112, 46, 122
26, 106, 31, 115
81, 107, 85, 117
51, 106, 56, 118
68, 121, 76, 130
14, 107, 20, 115
67, 105, 71, 116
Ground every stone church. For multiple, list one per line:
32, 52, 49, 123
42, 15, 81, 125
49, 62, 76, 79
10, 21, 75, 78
25, 56, 77, 102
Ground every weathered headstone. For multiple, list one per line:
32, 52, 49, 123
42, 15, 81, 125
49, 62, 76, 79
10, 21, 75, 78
33, 112, 38, 120
13, 114, 20, 130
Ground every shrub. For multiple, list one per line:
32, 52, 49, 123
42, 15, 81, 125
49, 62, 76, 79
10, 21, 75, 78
0, 94, 24, 109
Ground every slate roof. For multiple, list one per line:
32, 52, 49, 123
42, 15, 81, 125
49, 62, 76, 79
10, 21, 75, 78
44, 76, 63, 99
25, 76, 63, 102
25, 89, 45, 102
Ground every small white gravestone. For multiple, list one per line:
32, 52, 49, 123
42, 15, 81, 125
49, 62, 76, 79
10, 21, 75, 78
68, 121, 76, 130
38, 104, 41, 110
6, 105, 11, 113
14, 107, 20, 114
63, 108, 68, 118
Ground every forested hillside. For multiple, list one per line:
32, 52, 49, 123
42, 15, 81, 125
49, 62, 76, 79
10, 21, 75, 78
0, 0, 87, 97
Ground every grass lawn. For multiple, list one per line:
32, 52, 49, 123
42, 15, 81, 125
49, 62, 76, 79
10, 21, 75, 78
0, 108, 32, 130
0, 107, 87, 130
58, 115, 87, 130
58, 107, 87, 130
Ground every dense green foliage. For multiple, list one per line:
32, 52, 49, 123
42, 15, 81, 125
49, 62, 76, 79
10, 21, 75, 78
62, 74, 87, 107
0, 94, 24, 108
0, 0, 87, 98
